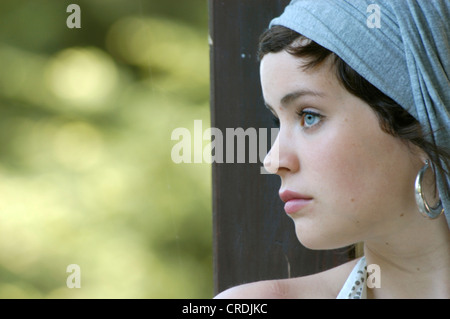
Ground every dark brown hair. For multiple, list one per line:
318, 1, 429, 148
258, 25, 450, 184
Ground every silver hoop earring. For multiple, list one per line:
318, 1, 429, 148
414, 160, 444, 219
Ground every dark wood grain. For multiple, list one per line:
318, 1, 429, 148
209, 0, 352, 295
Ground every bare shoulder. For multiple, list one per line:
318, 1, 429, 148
214, 258, 360, 299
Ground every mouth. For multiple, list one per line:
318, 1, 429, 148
279, 190, 313, 215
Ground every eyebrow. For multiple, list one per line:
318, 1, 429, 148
264, 89, 326, 112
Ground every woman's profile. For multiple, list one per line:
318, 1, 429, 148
215, 0, 449, 299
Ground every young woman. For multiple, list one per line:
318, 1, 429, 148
215, 0, 449, 299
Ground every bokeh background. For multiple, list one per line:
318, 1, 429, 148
0, 0, 212, 298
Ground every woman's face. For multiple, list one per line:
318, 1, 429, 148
260, 50, 423, 249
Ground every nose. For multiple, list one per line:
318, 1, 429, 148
263, 130, 300, 175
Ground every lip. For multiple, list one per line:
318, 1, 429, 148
279, 190, 313, 215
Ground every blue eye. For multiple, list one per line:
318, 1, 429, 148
298, 110, 323, 128
304, 113, 319, 126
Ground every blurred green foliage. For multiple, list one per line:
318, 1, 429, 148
0, 0, 212, 298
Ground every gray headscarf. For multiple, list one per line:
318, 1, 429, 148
270, 0, 450, 227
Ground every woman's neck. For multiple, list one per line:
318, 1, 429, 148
363, 216, 450, 299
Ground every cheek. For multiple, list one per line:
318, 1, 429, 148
305, 120, 415, 218
307, 137, 369, 203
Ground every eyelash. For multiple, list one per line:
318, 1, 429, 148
271, 110, 324, 129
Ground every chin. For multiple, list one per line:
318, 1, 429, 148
296, 235, 333, 250
293, 220, 351, 250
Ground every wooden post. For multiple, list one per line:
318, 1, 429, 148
209, 0, 352, 296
